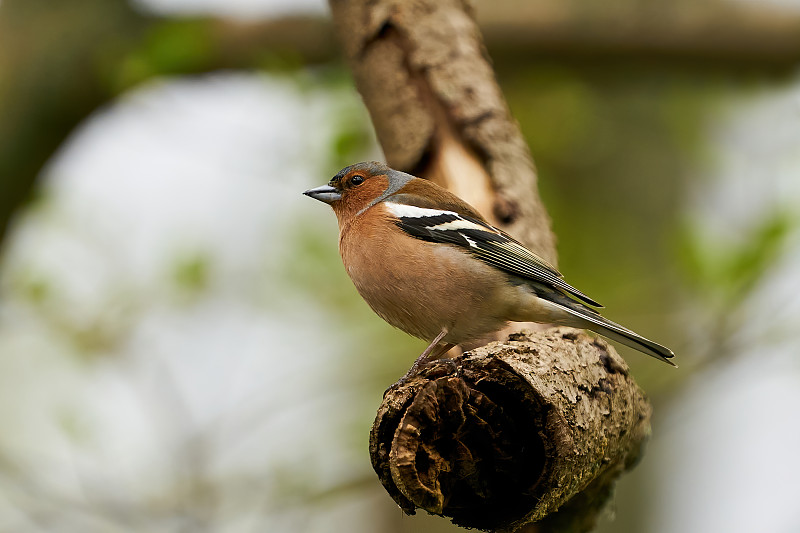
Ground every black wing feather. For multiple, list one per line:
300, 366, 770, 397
394, 212, 602, 308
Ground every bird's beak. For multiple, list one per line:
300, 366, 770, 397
303, 185, 342, 204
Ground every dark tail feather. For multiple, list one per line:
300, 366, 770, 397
586, 319, 677, 367
553, 302, 677, 367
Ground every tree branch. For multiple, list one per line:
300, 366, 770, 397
328, 0, 556, 263
328, 0, 653, 530
371, 329, 651, 532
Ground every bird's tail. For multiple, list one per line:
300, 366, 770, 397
551, 300, 677, 367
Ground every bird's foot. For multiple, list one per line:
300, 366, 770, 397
383, 356, 458, 397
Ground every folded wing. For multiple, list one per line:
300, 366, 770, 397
385, 202, 602, 308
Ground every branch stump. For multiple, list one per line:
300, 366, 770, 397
370, 328, 652, 532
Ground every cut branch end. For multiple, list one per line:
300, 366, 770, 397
370, 328, 652, 532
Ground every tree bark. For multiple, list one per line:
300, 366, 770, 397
327, 0, 653, 530
371, 329, 650, 532
328, 0, 557, 264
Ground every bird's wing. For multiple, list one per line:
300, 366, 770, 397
384, 201, 602, 308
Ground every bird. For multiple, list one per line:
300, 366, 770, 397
303, 161, 676, 375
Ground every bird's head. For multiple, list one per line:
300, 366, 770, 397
303, 161, 412, 222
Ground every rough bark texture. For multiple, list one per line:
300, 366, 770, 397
328, 0, 654, 530
371, 329, 651, 532
328, 0, 557, 264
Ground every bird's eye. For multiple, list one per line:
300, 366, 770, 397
350, 175, 365, 186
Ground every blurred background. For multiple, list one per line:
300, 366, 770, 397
1, 0, 799, 531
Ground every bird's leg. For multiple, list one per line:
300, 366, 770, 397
427, 341, 457, 362
400, 329, 455, 382
385, 330, 458, 396
419, 328, 450, 360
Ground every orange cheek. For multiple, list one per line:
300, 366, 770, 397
339, 176, 390, 217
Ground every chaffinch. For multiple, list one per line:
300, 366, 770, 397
304, 161, 676, 371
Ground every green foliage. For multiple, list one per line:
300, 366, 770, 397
14, 271, 51, 305
253, 49, 307, 74
510, 67, 599, 162
330, 120, 373, 171
324, 70, 375, 171
172, 252, 212, 294
675, 210, 794, 305
115, 19, 216, 90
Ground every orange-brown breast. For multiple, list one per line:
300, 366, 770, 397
338, 202, 519, 344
